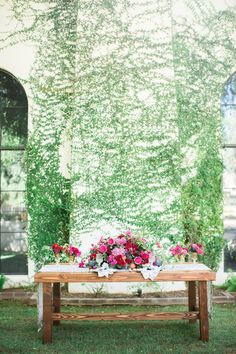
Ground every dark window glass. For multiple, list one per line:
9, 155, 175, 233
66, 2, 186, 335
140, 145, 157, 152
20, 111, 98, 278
0, 70, 28, 275
221, 72, 236, 271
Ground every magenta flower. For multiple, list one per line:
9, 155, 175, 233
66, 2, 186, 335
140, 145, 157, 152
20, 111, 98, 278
190, 243, 204, 255
78, 260, 86, 268
69, 245, 81, 257
107, 237, 115, 245
111, 259, 118, 266
99, 244, 107, 254
134, 256, 142, 265
108, 255, 114, 263
118, 237, 127, 245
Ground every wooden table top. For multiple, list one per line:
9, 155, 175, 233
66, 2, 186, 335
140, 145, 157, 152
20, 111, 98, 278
34, 263, 216, 283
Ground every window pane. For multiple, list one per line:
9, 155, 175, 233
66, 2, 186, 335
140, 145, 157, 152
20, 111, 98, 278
221, 73, 236, 145
0, 70, 27, 147
0, 107, 28, 146
0, 70, 28, 276
0, 250, 28, 275
224, 186, 236, 272
0, 232, 27, 275
221, 108, 236, 145
1, 211, 27, 233
1, 150, 26, 191
223, 147, 236, 271
222, 148, 236, 189
1, 191, 26, 215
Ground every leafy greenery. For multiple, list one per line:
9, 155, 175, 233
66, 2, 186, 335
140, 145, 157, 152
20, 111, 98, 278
225, 275, 236, 292
0, 301, 236, 353
1, 0, 236, 270
0, 274, 6, 290
223, 272, 236, 292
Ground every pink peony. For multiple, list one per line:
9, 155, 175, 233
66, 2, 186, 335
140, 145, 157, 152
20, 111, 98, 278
108, 255, 114, 263
110, 259, 118, 266
107, 237, 115, 245
134, 256, 142, 265
112, 247, 126, 257
99, 244, 107, 254
117, 237, 127, 245
125, 230, 132, 237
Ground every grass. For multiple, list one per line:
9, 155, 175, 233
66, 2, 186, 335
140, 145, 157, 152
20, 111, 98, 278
0, 301, 236, 354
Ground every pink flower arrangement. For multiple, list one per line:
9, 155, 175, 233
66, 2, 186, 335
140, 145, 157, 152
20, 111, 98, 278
170, 242, 205, 260
69, 245, 81, 257
189, 243, 204, 255
87, 231, 155, 269
170, 244, 189, 257
52, 243, 63, 254
52, 243, 81, 259
63, 244, 81, 257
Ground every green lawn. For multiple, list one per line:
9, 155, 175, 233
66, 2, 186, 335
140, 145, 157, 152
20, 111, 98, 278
0, 301, 236, 354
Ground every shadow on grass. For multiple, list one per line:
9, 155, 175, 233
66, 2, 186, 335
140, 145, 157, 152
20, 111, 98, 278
0, 302, 236, 354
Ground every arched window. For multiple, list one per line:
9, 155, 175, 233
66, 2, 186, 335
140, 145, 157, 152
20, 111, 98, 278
0, 69, 28, 275
221, 72, 236, 271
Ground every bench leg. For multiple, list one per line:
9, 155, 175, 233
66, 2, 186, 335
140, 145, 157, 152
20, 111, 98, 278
43, 283, 52, 344
198, 281, 209, 341
188, 281, 197, 324
53, 283, 61, 326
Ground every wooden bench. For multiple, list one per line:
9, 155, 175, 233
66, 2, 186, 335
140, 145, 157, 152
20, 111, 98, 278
34, 264, 216, 343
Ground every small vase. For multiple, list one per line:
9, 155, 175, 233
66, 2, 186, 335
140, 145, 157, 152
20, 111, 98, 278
69, 255, 76, 264
177, 255, 184, 262
55, 253, 60, 264
191, 253, 198, 263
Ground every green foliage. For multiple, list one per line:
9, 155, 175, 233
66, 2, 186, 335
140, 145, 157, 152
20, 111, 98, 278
181, 150, 225, 269
5, 0, 78, 270
0, 274, 6, 290
224, 272, 236, 292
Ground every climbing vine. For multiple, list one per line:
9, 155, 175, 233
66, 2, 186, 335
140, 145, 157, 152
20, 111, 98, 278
1, 0, 235, 270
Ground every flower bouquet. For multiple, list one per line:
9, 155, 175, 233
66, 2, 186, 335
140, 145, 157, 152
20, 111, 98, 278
86, 230, 156, 270
64, 244, 81, 264
52, 243, 64, 264
189, 243, 204, 263
170, 244, 189, 262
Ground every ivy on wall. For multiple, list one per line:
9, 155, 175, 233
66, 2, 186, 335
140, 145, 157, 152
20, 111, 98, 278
1, 0, 235, 270
0, 0, 78, 269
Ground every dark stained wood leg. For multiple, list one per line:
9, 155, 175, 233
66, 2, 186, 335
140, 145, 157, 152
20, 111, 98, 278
53, 283, 61, 326
43, 283, 52, 344
198, 281, 209, 341
188, 281, 197, 324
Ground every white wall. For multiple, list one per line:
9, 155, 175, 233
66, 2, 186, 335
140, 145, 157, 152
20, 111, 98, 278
0, 0, 234, 291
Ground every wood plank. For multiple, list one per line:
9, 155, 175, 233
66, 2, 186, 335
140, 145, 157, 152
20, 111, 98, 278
188, 281, 197, 324
53, 283, 60, 326
35, 269, 216, 283
43, 283, 52, 344
198, 281, 209, 341
52, 311, 199, 321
